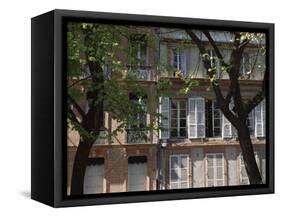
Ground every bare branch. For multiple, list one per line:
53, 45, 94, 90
68, 93, 86, 117
202, 30, 226, 66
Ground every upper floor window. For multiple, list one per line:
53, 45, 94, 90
206, 49, 221, 77
172, 48, 187, 75
255, 100, 266, 137
129, 34, 147, 67
240, 52, 251, 76
159, 97, 265, 140
127, 94, 147, 143
170, 99, 187, 138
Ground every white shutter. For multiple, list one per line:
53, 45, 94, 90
188, 97, 205, 138
159, 97, 170, 139
222, 115, 232, 138
255, 100, 265, 137
128, 162, 147, 191
83, 164, 104, 194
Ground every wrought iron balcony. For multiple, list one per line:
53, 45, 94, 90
127, 129, 148, 143
127, 65, 152, 81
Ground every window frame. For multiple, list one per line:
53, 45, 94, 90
170, 99, 187, 138
205, 153, 225, 187
169, 154, 190, 189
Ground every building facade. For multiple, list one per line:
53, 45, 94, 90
67, 28, 266, 195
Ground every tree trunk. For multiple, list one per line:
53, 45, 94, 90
238, 124, 263, 184
70, 140, 92, 195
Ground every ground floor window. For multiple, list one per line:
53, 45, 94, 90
206, 153, 224, 187
239, 152, 259, 185
169, 154, 190, 189
83, 158, 105, 194
128, 156, 147, 191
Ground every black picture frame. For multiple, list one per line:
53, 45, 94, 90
31, 9, 274, 207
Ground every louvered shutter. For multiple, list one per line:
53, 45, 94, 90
128, 162, 147, 191
255, 100, 265, 137
188, 98, 196, 138
159, 97, 170, 139
188, 97, 205, 138
197, 98, 205, 138
222, 115, 232, 138
83, 164, 104, 194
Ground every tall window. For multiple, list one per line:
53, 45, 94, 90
212, 101, 222, 137
128, 156, 147, 191
240, 152, 259, 185
83, 158, 105, 194
240, 52, 251, 76
129, 34, 148, 80
207, 49, 220, 77
172, 48, 186, 75
159, 97, 170, 139
247, 109, 255, 136
206, 153, 224, 187
170, 99, 187, 138
169, 154, 190, 189
188, 97, 205, 138
127, 94, 147, 143
255, 100, 266, 137
130, 34, 147, 66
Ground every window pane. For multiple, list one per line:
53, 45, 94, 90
180, 110, 186, 118
170, 128, 178, 137
180, 119, 186, 127
170, 156, 178, 168
170, 169, 179, 181
208, 167, 214, 179
217, 167, 223, 179
171, 100, 177, 109
207, 155, 214, 166
171, 119, 177, 127
180, 156, 187, 168
180, 128, 186, 137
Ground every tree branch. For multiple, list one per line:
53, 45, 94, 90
68, 93, 86, 117
202, 30, 226, 66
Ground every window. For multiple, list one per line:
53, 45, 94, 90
206, 153, 224, 187
159, 97, 170, 139
172, 48, 186, 75
128, 156, 147, 191
240, 52, 251, 76
169, 155, 190, 189
240, 152, 259, 185
212, 101, 222, 137
128, 34, 149, 80
170, 99, 187, 138
127, 94, 147, 143
83, 158, 105, 194
255, 100, 266, 137
130, 34, 147, 66
247, 109, 255, 136
207, 49, 220, 77
188, 97, 205, 138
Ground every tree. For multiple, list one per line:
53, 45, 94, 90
67, 23, 163, 195
184, 30, 266, 184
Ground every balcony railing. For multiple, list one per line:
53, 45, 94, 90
127, 129, 148, 143
93, 130, 108, 144
127, 65, 152, 81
